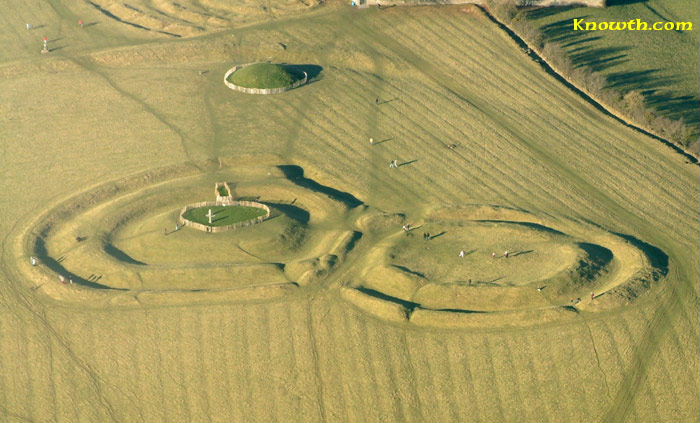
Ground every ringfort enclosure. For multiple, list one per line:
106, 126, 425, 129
0, 0, 698, 422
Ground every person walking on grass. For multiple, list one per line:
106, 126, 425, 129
459, 250, 466, 258
492, 252, 497, 259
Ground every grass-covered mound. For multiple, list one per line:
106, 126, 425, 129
228, 63, 303, 89
183, 205, 267, 227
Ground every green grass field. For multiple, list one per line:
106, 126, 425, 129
183, 204, 268, 226
0, 1, 698, 422
228, 63, 303, 89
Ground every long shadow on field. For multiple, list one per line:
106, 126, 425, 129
34, 237, 125, 290
526, 10, 700, 135
264, 202, 310, 224
606, 0, 647, 5
356, 286, 419, 311
86, 0, 182, 37
278, 165, 363, 208
612, 232, 669, 277
391, 264, 426, 278
104, 243, 147, 265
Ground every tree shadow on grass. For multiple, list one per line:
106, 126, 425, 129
526, 11, 699, 136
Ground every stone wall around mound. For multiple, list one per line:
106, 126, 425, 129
178, 200, 271, 233
223, 64, 308, 95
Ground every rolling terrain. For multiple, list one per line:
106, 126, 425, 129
0, 1, 698, 422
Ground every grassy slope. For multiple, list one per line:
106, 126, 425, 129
525, 0, 700, 132
0, 2, 698, 423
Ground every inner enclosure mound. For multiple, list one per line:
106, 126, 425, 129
342, 205, 665, 327
227, 63, 305, 89
183, 205, 267, 227
389, 221, 589, 287
23, 161, 359, 298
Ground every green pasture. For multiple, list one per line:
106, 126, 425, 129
183, 205, 267, 226
228, 63, 304, 88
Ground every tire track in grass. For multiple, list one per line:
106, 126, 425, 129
305, 298, 328, 423
509, 333, 557, 422
328, 68, 536, 208
492, 334, 532, 422
523, 333, 570, 421
408, 335, 453, 422
478, 336, 507, 421
375, 328, 410, 422
335, 70, 530, 204
60, 56, 205, 168
348, 20, 588, 212
435, 338, 464, 422
256, 305, 278, 422
357, 316, 397, 421
225, 307, 247, 422
447, 338, 480, 421
214, 315, 236, 422
193, 311, 213, 421
394, 331, 425, 422
289, 79, 429, 205
341, 308, 378, 422
317, 302, 351, 422
125, 315, 150, 422
288, 300, 323, 422
327, 304, 367, 422
602, 263, 694, 422
170, 311, 193, 422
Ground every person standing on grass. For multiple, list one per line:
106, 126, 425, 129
459, 250, 466, 257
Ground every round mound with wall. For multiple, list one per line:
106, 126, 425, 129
224, 63, 308, 94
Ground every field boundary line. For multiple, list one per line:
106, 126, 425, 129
480, 6, 698, 163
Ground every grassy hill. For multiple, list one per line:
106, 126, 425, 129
228, 62, 303, 89
0, 1, 697, 422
